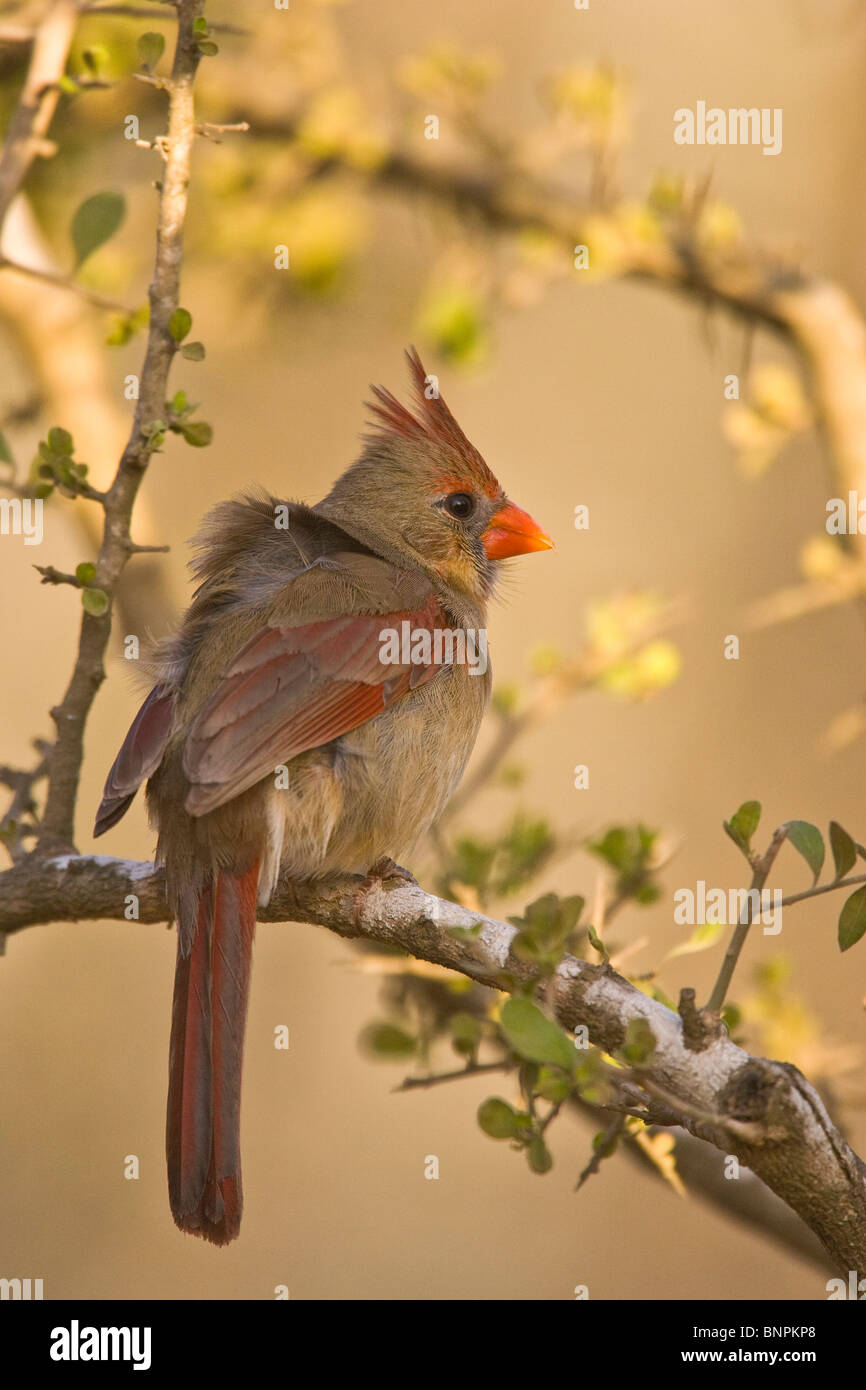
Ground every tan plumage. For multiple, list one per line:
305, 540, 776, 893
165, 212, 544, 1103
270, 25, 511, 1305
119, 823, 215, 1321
94, 349, 552, 1243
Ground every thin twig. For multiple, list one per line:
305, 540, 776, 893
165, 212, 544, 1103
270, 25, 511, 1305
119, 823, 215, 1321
0, 256, 132, 313
393, 1060, 509, 1092
707, 826, 789, 1013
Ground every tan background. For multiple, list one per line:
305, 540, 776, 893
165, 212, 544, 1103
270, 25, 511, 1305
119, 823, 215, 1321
1, 0, 865, 1299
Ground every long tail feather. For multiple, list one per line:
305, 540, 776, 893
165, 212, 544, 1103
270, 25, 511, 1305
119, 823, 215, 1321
166, 863, 258, 1245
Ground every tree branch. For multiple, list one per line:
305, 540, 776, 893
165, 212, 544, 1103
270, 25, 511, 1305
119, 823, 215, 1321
238, 110, 866, 568
1, 851, 863, 1274
33, 0, 204, 856
0, 0, 78, 233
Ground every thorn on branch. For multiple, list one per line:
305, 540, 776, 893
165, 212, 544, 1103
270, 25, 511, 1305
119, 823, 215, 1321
678, 987, 725, 1052
121, 539, 170, 555
195, 121, 250, 143
33, 564, 80, 587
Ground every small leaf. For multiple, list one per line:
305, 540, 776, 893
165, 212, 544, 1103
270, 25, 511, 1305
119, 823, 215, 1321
81, 587, 109, 617
47, 426, 73, 456
137, 31, 165, 68
0, 429, 13, 465
193, 16, 209, 34
449, 1011, 482, 1057
180, 340, 205, 361
620, 1017, 657, 1066
585, 923, 608, 960
665, 921, 724, 961
729, 800, 761, 849
829, 821, 857, 882
785, 820, 825, 883
81, 46, 108, 75
168, 307, 192, 343
197, 40, 219, 55
838, 886, 866, 952
536, 1066, 573, 1104
71, 192, 126, 269
75, 561, 97, 586
180, 420, 212, 447
477, 1097, 520, 1140
500, 996, 574, 1071
526, 1135, 553, 1174
358, 1021, 416, 1058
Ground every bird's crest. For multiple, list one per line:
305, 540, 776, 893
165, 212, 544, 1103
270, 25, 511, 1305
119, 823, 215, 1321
365, 348, 500, 498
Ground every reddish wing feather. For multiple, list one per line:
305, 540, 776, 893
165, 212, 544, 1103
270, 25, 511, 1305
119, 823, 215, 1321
182, 593, 448, 816
93, 685, 175, 836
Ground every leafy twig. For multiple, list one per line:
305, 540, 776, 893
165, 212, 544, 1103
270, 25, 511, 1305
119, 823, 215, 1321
707, 826, 788, 1013
35, 0, 206, 856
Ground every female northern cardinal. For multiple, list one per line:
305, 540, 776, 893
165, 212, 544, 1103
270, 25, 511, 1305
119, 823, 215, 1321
94, 349, 552, 1244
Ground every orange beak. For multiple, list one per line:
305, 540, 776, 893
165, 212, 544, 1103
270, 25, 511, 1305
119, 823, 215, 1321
482, 501, 554, 560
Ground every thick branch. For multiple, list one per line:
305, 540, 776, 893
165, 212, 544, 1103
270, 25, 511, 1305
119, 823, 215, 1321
1, 851, 864, 1274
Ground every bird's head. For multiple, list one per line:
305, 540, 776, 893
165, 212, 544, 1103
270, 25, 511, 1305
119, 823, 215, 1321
318, 348, 553, 604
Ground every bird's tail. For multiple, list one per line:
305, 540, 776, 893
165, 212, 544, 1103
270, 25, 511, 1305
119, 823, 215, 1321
166, 863, 258, 1245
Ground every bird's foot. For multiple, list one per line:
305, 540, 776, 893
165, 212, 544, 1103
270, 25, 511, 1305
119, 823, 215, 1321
352, 857, 416, 928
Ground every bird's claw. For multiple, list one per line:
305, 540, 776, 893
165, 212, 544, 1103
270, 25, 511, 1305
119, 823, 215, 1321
352, 857, 416, 927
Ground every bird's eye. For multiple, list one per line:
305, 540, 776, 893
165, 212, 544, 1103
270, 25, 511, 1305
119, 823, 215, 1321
442, 492, 475, 520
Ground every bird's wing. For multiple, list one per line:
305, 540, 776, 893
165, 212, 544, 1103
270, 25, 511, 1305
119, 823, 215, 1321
181, 587, 447, 815
93, 684, 176, 836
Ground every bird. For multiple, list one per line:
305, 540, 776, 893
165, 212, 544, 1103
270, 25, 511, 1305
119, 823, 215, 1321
94, 348, 553, 1245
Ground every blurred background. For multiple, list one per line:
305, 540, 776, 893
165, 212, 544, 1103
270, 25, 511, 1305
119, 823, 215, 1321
1, 0, 865, 1299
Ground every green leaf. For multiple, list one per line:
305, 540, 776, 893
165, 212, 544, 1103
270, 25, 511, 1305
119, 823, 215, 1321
785, 820, 825, 883
75, 561, 97, 586
47, 426, 73, 456
81, 46, 108, 76
838, 886, 866, 952
180, 340, 205, 361
179, 420, 212, 447
726, 800, 761, 851
449, 1012, 482, 1057
829, 821, 857, 882
665, 920, 724, 960
168, 307, 192, 343
0, 429, 13, 466
500, 996, 574, 1071
526, 1135, 553, 1174
536, 1066, 573, 1104
81, 587, 108, 617
193, 16, 209, 34
136, 31, 165, 68
358, 1021, 416, 1058
477, 1097, 521, 1140
197, 40, 219, 55
71, 192, 126, 269
585, 923, 608, 960
620, 1017, 657, 1065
